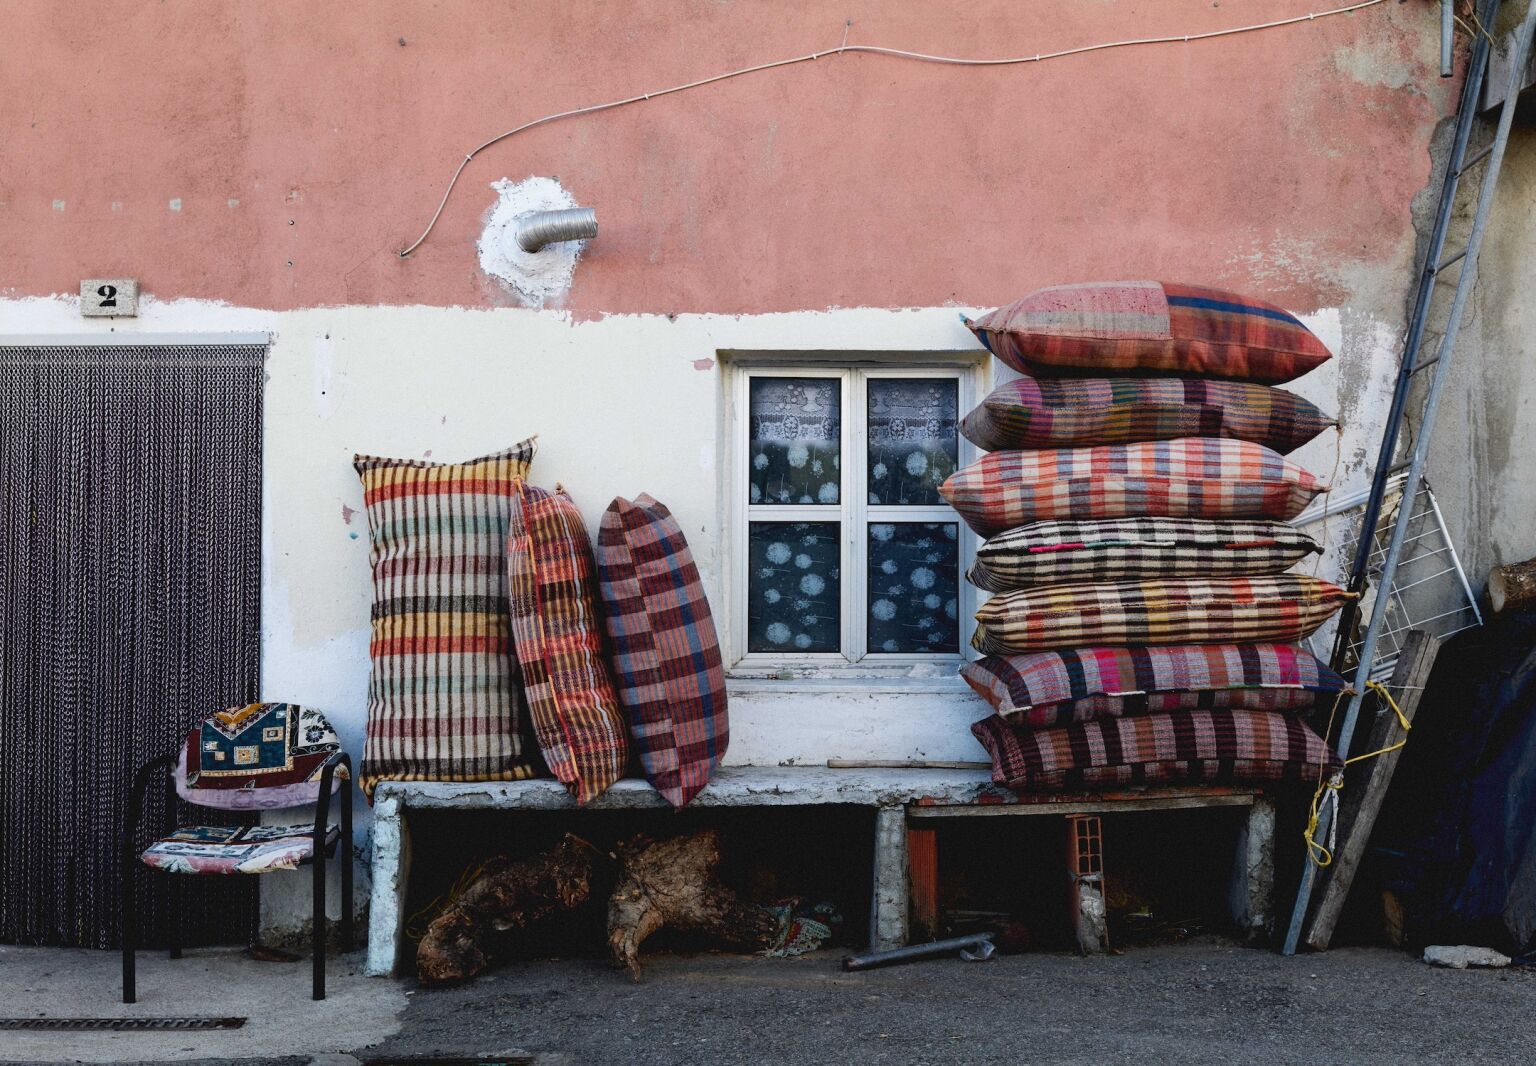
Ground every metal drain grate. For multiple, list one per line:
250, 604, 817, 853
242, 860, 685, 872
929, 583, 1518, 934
0, 1017, 247, 1031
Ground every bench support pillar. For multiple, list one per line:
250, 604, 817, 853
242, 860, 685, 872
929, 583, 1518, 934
1228, 796, 1277, 940
366, 792, 410, 977
870, 805, 910, 952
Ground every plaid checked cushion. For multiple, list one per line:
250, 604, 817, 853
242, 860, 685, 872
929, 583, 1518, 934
940, 438, 1325, 538
964, 281, 1332, 384
968, 517, 1321, 593
507, 484, 629, 805
971, 575, 1352, 655
960, 374, 1335, 454
970, 709, 1341, 792
595, 494, 729, 810
961, 643, 1346, 728
355, 440, 540, 799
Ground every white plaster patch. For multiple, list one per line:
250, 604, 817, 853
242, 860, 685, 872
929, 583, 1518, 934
477, 176, 588, 308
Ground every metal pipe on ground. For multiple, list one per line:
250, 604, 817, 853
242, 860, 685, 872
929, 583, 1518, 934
842, 932, 995, 971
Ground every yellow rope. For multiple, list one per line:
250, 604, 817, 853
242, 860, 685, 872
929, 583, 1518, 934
1302, 680, 1413, 867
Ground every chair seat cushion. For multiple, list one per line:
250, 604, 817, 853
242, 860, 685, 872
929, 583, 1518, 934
140, 824, 339, 875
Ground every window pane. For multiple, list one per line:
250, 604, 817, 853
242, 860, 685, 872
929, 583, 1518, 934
748, 522, 841, 653
867, 378, 959, 506
867, 523, 960, 654
749, 377, 841, 505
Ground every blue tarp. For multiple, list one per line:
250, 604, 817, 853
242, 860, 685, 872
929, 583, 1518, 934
1375, 610, 1536, 951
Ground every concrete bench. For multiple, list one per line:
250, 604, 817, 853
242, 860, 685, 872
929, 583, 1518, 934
365, 768, 1276, 977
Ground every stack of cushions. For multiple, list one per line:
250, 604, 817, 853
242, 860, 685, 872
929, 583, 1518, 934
948, 281, 1349, 792
356, 441, 728, 807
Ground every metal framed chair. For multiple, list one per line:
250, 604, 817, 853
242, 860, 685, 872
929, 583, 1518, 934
121, 703, 353, 1002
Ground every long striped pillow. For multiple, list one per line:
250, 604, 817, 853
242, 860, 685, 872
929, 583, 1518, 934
968, 517, 1320, 592
964, 281, 1332, 384
960, 643, 1346, 728
939, 438, 1325, 538
971, 575, 1352, 656
354, 440, 540, 799
507, 483, 630, 805
970, 709, 1341, 792
960, 375, 1334, 454
596, 494, 729, 810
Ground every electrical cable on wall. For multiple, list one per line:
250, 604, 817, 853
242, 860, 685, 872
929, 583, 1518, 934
399, 0, 1394, 257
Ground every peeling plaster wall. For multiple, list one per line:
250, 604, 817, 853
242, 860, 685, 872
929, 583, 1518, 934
3, 0, 1449, 316
1421, 126, 1536, 595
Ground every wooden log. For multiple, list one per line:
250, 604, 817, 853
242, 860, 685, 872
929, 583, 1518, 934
1489, 558, 1536, 615
416, 834, 599, 984
607, 829, 779, 980
1302, 630, 1440, 952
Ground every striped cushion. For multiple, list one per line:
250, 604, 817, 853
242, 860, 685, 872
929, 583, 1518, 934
355, 441, 539, 798
507, 484, 629, 805
971, 575, 1352, 655
964, 281, 1332, 384
961, 643, 1346, 728
970, 709, 1341, 792
960, 375, 1334, 454
968, 517, 1320, 593
939, 438, 1325, 538
596, 494, 729, 810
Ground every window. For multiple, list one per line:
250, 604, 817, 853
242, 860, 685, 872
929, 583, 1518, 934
729, 362, 982, 671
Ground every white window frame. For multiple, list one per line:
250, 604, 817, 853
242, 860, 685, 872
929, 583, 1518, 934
724, 355, 987, 677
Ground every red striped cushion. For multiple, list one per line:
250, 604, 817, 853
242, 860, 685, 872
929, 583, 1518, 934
970, 709, 1341, 792
354, 441, 540, 799
960, 374, 1334, 454
960, 643, 1345, 728
940, 438, 1325, 538
965, 281, 1332, 384
507, 484, 629, 805
971, 575, 1352, 655
596, 494, 729, 810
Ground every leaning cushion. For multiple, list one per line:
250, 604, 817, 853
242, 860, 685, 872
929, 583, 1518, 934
178, 703, 344, 810
971, 575, 1352, 655
960, 374, 1335, 454
596, 494, 729, 810
354, 440, 541, 798
940, 438, 1325, 538
967, 517, 1320, 593
140, 824, 340, 875
964, 281, 1332, 384
961, 643, 1346, 728
970, 709, 1341, 792
507, 484, 629, 805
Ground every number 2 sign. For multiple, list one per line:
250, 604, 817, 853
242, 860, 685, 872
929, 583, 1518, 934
80, 278, 138, 317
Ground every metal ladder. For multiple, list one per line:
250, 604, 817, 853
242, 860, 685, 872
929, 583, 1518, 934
1283, 0, 1536, 955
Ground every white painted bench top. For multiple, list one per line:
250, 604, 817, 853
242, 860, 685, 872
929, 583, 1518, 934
371, 766, 997, 812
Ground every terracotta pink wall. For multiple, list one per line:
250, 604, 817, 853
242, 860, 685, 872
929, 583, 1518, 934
2, 1, 1448, 314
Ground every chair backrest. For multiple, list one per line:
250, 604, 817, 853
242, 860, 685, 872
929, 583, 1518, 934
177, 702, 345, 811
